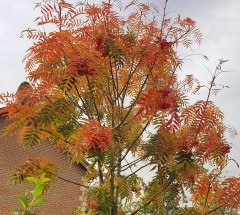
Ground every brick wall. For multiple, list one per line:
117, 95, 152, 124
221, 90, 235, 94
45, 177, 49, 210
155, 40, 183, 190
0, 115, 87, 215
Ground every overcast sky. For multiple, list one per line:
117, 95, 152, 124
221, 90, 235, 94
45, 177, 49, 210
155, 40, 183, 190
0, 0, 239, 176
168, 0, 240, 176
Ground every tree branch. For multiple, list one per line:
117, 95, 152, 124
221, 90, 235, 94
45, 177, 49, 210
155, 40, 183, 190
85, 75, 101, 121
57, 175, 89, 188
123, 162, 151, 181
114, 66, 153, 130
121, 156, 145, 170
73, 82, 93, 120
121, 121, 149, 162
129, 175, 176, 215
120, 56, 144, 103
205, 190, 240, 214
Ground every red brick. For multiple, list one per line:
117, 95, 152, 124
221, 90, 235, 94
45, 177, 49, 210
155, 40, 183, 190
0, 115, 86, 215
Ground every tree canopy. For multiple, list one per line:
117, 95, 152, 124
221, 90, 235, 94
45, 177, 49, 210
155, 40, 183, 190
0, 0, 239, 214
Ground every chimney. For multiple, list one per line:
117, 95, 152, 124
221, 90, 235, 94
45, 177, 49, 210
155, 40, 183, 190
16, 81, 31, 105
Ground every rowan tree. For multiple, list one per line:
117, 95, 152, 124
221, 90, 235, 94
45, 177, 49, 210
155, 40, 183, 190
1, 0, 239, 214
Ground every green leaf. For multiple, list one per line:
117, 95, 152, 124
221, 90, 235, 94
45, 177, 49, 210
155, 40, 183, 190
30, 197, 48, 208
41, 177, 51, 183
15, 194, 29, 209
26, 177, 38, 185
33, 183, 46, 197
10, 212, 21, 215
24, 189, 32, 196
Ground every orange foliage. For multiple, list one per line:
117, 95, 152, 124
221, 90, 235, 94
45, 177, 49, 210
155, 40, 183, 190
0, 0, 238, 214
81, 121, 112, 153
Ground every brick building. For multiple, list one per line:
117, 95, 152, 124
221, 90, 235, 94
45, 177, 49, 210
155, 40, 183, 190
0, 112, 87, 214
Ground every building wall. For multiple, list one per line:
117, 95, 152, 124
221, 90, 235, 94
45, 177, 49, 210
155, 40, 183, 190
0, 115, 87, 215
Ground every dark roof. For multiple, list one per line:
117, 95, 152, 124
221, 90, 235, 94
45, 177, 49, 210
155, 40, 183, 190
0, 107, 7, 118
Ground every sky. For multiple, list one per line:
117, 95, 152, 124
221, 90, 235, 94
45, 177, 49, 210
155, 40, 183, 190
167, 0, 240, 176
0, 0, 239, 176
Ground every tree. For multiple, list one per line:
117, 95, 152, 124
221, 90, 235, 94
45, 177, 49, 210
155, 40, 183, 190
1, 0, 239, 214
